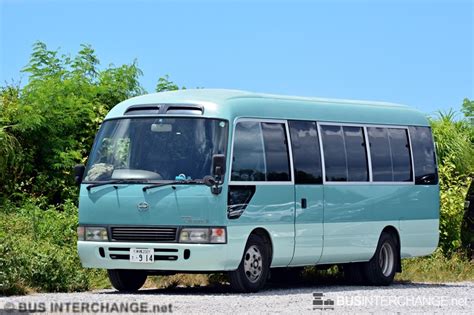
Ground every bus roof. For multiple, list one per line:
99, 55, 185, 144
106, 89, 430, 126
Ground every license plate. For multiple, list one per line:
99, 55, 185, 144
130, 248, 154, 263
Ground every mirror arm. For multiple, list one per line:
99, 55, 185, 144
210, 175, 223, 195
211, 184, 222, 195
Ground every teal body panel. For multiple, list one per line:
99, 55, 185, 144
226, 185, 295, 267
77, 89, 439, 272
290, 185, 324, 266
106, 90, 431, 128
78, 241, 230, 271
319, 184, 439, 263
79, 184, 226, 226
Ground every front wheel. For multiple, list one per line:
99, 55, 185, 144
107, 269, 147, 292
363, 232, 398, 285
229, 234, 270, 292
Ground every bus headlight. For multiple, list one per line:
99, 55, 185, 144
179, 227, 226, 244
78, 226, 108, 241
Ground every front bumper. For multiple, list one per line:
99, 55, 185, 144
77, 241, 232, 271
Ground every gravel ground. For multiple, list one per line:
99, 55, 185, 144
1, 282, 473, 314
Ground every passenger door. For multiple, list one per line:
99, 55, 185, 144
228, 120, 295, 267
288, 121, 324, 265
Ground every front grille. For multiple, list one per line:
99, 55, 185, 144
110, 226, 178, 242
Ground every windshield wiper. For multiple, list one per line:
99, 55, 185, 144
142, 179, 203, 192
86, 179, 148, 191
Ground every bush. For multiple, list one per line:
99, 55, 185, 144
431, 112, 473, 254
0, 198, 107, 296
437, 157, 472, 253
0, 236, 29, 295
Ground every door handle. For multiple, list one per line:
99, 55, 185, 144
301, 198, 307, 209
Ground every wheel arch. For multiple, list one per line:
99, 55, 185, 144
381, 225, 402, 272
249, 227, 274, 265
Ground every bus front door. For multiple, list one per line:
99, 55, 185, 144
289, 185, 324, 265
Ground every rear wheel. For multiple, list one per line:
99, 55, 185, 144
363, 232, 398, 285
107, 269, 147, 292
229, 234, 270, 292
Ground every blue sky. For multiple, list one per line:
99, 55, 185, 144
1, 0, 472, 115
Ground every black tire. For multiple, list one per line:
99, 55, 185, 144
269, 267, 304, 284
363, 232, 398, 286
343, 262, 366, 285
107, 269, 147, 292
229, 234, 270, 292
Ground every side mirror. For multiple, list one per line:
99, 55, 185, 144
74, 164, 85, 185
212, 154, 226, 177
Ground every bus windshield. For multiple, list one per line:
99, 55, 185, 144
84, 117, 228, 182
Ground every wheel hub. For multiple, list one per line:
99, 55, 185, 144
379, 242, 395, 277
243, 245, 263, 283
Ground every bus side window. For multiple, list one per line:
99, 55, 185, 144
388, 128, 412, 182
368, 127, 392, 181
288, 120, 322, 184
231, 121, 291, 182
321, 125, 347, 181
343, 126, 369, 181
320, 125, 369, 182
231, 121, 266, 181
409, 126, 438, 185
261, 122, 291, 181
368, 127, 413, 182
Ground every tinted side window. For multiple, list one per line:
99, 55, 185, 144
368, 127, 413, 182
321, 125, 347, 181
368, 127, 392, 181
261, 122, 291, 181
289, 120, 322, 184
409, 126, 438, 184
231, 121, 266, 181
388, 128, 412, 182
343, 126, 369, 181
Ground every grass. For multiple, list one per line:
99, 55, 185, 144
395, 249, 474, 283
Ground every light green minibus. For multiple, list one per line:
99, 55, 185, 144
75, 89, 439, 292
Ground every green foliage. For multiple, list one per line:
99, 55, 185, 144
431, 109, 474, 175
0, 85, 25, 200
437, 157, 471, 253
0, 198, 107, 295
155, 74, 184, 92
462, 98, 474, 119
430, 110, 473, 254
0, 42, 145, 203
396, 248, 474, 282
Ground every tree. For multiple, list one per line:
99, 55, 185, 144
462, 98, 474, 120
1, 42, 145, 203
155, 74, 183, 92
